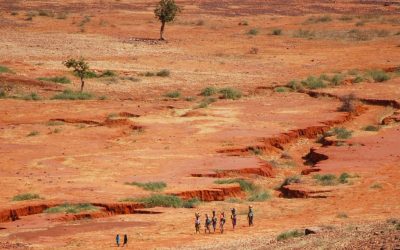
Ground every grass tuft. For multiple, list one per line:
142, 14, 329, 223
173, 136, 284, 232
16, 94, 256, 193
0, 65, 12, 73
165, 91, 181, 98
271, 29, 282, 35
313, 174, 337, 186
247, 28, 259, 36
135, 194, 183, 208
12, 193, 41, 201
52, 90, 93, 100
125, 181, 167, 191
27, 131, 40, 137
156, 69, 170, 77
45, 203, 98, 214
368, 70, 391, 82
363, 125, 380, 131
200, 86, 217, 96
219, 87, 242, 100
277, 230, 304, 241
38, 76, 71, 84
301, 76, 326, 89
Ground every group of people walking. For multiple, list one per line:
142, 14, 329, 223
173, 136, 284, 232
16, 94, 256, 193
195, 206, 254, 234
115, 234, 128, 247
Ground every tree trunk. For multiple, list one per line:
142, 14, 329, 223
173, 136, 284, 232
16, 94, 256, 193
160, 21, 166, 40
80, 77, 85, 92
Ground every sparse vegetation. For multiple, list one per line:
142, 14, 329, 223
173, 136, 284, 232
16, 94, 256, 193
247, 28, 259, 36
38, 76, 71, 84
182, 198, 201, 208
200, 86, 217, 96
154, 0, 181, 40
27, 131, 40, 137
337, 212, 349, 218
313, 174, 337, 186
293, 29, 316, 39
12, 193, 41, 201
331, 74, 344, 85
52, 89, 93, 100
196, 97, 216, 109
274, 87, 290, 93
301, 76, 326, 89
277, 229, 304, 241
326, 127, 353, 139
21, 92, 41, 101
99, 70, 117, 78
271, 28, 282, 35
338, 172, 351, 184
249, 147, 263, 155
286, 80, 303, 91
247, 190, 271, 202
368, 70, 391, 82
279, 175, 301, 188
125, 181, 167, 191
135, 194, 184, 208
219, 87, 242, 100
215, 178, 270, 202
363, 125, 380, 131
338, 93, 357, 113
370, 183, 382, 189
165, 90, 181, 98
156, 69, 170, 77
45, 203, 98, 214
0, 65, 12, 73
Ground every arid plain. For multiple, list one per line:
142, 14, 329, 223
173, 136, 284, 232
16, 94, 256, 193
0, 1, 399, 249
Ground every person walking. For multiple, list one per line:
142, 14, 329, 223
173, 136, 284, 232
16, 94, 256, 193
211, 209, 217, 233
248, 205, 254, 226
122, 234, 128, 247
116, 234, 120, 247
231, 208, 237, 230
195, 213, 201, 234
204, 214, 211, 234
219, 212, 226, 234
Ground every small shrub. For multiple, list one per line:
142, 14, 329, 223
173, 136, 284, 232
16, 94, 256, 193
136, 194, 183, 208
247, 28, 259, 36
12, 193, 41, 201
196, 97, 216, 108
331, 74, 344, 85
144, 72, 155, 77
0, 90, 7, 98
165, 90, 181, 98
214, 179, 256, 193
156, 69, 170, 77
355, 21, 365, 26
353, 75, 364, 83
45, 203, 98, 214
247, 190, 271, 202
38, 76, 71, 84
363, 125, 380, 131
47, 121, 64, 126
338, 94, 357, 113
368, 70, 390, 82
249, 147, 263, 155
27, 131, 40, 137
339, 172, 351, 184
182, 198, 201, 208
274, 87, 290, 93
337, 212, 348, 218
23, 92, 41, 101
319, 74, 330, 81
98, 95, 107, 100
279, 175, 301, 188
293, 29, 315, 39
277, 230, 304, 241
11, 11, 19, 16
0, 65, 12, 73
271, 29, 282, 35
370, 183, 382, 189
56, 12, 68, 19
301, 76, 326, 89
338, 15, 353, 22
200, 86, 217, 96
126, 181, 167, 191
74, 70, 97, 79
313, 174, 337, 186
331, 127, 353, 139
219, 87, 242, 100
52, 90, 93, 100
38, 10, 54, 17
286, 80, 303, 91
99, 70, 117, 77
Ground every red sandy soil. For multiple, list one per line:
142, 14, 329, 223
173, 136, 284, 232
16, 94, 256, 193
0, 0, 400, 249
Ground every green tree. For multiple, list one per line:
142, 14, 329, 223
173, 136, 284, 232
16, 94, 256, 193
63, 58, 89, 92
154, 0, 181, 40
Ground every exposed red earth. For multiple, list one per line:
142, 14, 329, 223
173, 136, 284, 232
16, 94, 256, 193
0, 0, 399, 249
